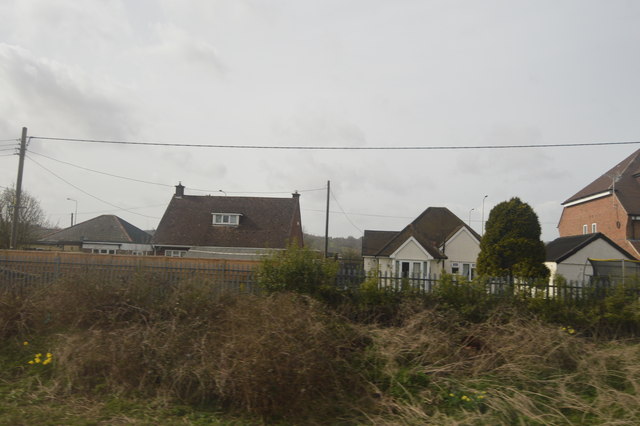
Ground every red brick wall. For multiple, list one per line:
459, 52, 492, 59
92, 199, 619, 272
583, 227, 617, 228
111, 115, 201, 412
558, 194, 638, 258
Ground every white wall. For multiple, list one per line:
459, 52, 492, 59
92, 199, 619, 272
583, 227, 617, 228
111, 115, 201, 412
441, 228, 480, 274
550, 238, 633, 283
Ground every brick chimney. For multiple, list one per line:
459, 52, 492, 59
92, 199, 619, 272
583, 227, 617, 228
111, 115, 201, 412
292, 190, 300, 199
175, 182, 185, 198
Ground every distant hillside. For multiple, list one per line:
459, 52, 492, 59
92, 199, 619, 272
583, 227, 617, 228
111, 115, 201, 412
303, 233, 362, 258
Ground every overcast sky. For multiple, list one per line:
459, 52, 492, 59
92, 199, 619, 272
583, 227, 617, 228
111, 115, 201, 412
1, 0, 639, 242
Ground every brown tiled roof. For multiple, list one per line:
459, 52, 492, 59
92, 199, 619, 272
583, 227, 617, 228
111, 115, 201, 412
151, 194, 302, 249
362, 230, 397, 256
563, 149, 640, 214
39, 215, 151, 244
362, 207, 480, 259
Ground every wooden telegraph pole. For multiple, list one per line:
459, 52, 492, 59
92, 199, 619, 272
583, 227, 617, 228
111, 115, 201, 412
324, 180, 330, 258
10, 127, 27, 249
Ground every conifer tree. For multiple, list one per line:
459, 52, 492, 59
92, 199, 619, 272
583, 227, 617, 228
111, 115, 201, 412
477, 197, 548, 280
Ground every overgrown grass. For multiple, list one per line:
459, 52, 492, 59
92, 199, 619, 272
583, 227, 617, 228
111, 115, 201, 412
2, 270, 640, 424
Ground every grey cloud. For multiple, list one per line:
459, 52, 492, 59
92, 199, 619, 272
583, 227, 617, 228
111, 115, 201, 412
145, 24, 226, 75
0, 44, 138, 139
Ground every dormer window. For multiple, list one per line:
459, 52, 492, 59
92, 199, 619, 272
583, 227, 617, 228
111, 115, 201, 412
212, 213, 241, 226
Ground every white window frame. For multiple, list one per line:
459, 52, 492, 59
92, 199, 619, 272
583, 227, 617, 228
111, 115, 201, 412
451, 262, 475, 280
583, 224, 588, 235
212, 213, 241, 226
592, 223, 597, 233
165, 249, 187, 257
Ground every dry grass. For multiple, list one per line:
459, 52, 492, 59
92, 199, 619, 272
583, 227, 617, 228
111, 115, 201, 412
366, 309, 640, 424
46, 290, 370, 420
4, 275, 640, 424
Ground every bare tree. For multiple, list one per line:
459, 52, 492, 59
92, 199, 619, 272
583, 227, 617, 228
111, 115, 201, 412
0, 186, 47, 249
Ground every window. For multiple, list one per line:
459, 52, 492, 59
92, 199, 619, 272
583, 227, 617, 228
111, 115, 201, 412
395, 261, 424, 278
212, 213, 241, 226
92, 249, 115, 255
452, 262, 475, 280
165, 250, 187, 257
583, 224, 588, 235
592, 223, 597, 233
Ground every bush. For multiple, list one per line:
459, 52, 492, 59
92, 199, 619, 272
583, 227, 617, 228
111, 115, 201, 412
257, 244, 338, 296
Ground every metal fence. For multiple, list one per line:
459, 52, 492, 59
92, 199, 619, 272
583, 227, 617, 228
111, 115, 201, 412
1, 250, 636, 301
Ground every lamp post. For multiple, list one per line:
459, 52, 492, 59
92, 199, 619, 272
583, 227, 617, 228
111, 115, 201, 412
468, 208, 474, 227
481, 195, 488, 236
66, 198, 77, 226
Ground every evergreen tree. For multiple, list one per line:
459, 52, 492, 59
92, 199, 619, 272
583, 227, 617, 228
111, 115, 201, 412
477, 197, 548, 280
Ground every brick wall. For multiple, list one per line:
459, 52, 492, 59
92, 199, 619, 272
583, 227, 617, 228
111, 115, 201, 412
558, 194, 639, 258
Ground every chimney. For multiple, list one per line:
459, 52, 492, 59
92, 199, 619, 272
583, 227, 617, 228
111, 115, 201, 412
175, 182, 185, 198
292, 190, 300, 199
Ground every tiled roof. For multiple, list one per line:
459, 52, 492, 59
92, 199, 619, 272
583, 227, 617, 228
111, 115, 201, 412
151, 194, 302, 249
362, 230, 398, 256
39, 215, 151, 244
563, 149, 640, 214
545, 233, 634, 263
362, 207, 480, 259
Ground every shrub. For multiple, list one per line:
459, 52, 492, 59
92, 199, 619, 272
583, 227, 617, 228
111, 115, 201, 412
257, 244, 338, 296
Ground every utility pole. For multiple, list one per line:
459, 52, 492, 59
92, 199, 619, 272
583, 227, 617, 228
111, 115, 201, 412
10, 127, 27, 249
324, 180, 330, 258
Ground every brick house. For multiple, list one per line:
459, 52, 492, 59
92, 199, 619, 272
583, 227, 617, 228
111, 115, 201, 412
558, 149, 640, 259
151, 184, 303, 260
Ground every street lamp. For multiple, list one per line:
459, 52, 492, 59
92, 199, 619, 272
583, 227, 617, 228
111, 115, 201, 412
481, 195, 488, 236
468, 208, 474, 227
66, 198, 77, 226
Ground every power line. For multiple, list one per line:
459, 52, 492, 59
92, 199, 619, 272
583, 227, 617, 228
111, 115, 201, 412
0, 138, 18, 143
29, 150, 173, 188
26, 155, 161, 219
31, 135, 640, 150
329, 190, 363, 234
28, 150, 327, 195
303, 208, 413, 220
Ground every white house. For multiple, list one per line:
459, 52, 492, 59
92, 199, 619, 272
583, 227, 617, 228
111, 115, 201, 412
362, 207, 481, 279
545, 233, 635, 283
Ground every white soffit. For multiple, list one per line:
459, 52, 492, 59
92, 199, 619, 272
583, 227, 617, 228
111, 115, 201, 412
563, 190, 612, 207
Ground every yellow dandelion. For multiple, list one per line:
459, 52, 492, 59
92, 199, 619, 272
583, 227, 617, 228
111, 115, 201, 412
34, 358, 41, 364
449, 393, 455, 397
478, 395, 485, 399
36, 353, 42, 357
42, 358, 51, 365
23, 341, 29, 346
46, 353, 53, 358
27, 360, 34, 365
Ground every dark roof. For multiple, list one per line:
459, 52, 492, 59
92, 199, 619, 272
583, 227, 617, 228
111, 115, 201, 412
362, 230, 398, 256
39, 215, 151, 244
151, 194, 302, 249
545, 232, 634, 263
563, 149, 640, 214
362, 207, 481, 259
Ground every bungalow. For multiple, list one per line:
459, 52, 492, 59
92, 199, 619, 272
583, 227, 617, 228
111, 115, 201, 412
32, 214, 152, 255
362, 207, 481, 279
151, 183, 303, 260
